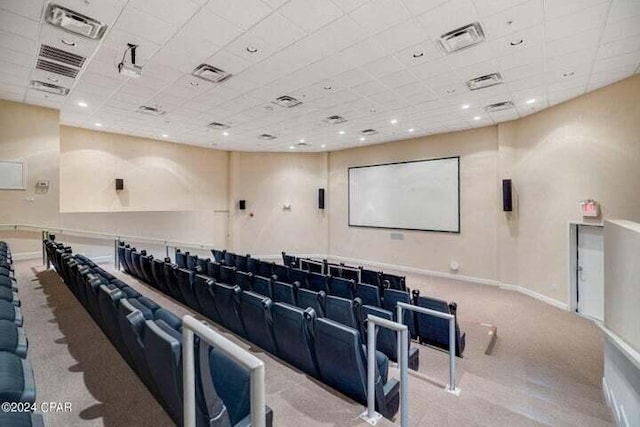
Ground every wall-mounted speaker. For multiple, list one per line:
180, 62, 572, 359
115, 178, 124, 191
318, 188, 325, 209
502, 179, 513, 212
239, 200, 246, 210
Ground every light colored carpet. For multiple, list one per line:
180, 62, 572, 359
16, 259, 613, 426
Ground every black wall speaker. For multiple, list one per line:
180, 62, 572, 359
115, 178, 124, 191
239, 200, 246, 210
318, 188, 325, 209
502, 179, 513, 212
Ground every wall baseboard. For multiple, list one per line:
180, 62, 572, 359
498, 282, 569, 311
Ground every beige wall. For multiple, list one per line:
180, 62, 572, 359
499, 75, 640, 303
60, 126, 229, 213
329, 126, 499, 281
229, 151, 328, 256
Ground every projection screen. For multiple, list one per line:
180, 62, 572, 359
348, 156, 460, 232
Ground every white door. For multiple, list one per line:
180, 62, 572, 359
577, 225, 604, 321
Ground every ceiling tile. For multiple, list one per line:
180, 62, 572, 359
0, 10, 39, 40
279, 0, 343, 33
416, 0, 479, 40
349, 0, 411, 37
482, 0, 543, 40
112, 5, 179, 46
207, 0, 273, 30
544, 2, 609, 41
127, 0, 201, 27
0, 0, 43, 21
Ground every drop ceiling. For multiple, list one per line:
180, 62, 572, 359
0, 0, 639, 152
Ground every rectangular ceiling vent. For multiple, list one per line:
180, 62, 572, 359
272, 95, 302, 109
323, 115, 347, 125
485, 101, 514, 112
438, 22, 485, 53
35, 59, 79, 78
258, 134, 277, 140
361, 129, 378, 136
45, 3, 108, 40
192, 64, 232, 83
137, 105, 165, 116
29, 80, 69, 96
207, 122, 230, 130
39, 44, 86, 68
466, 73, 503, 91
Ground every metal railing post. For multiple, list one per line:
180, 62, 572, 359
396, 305, 403, 366
183, 326, 196, 427
41, 230, 46, 266
366, 320, 377, 420
400, 327, 409, 427
114, 238, 120, 270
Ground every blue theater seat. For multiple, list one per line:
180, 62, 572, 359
235, 271, 253, 292
139, 252, 155, 284
193, 275, 221, 324
0, 275, 16, 290
97, 285, 131, 360
256, 261, 273, 278
234, 254, 249, 272
360, 305, 419, 371
211, 249, 225, 264
272, 264, 289, 283
206, 261, 221, 282
175, 249, 187, 269
0, 300, 22, 326
355, 283, 381, 307
117, 242, 126, 272
281, 252, 299, 268
296, 289, 325, 317
300, 259, 323, 274
313, 318, 399, 418
324, 295, 361, 330
329, 277, 355, 299
308, 272, 329, 293
0, 320, 28, 357
151, 258, 169, 294
163, 263, 184, 303
0, 351, 36, 403
130, 249, 144, 279
176, 268, 201, 311
381, 273, 406, 291
220, 265, 236, 285
360, 268, 381, 290
271, 303, 318, 377
0, 286, 19, 306
289, 268, 308, 288
246, 257, 260, 275
186, 253, 198, 271
224, 251, 236, 267
239, 291, 277, 354
382, 288, 417, 338
212, 283, 246, 337
414, 296, 466, 357
273, 280, 297, 305
340, 264, 360, 283
195, 257, 209, 274
251, 276, 273, 299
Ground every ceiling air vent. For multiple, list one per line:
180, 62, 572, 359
466, 73, 503, 91
272, 95, 302, 109
361, 129, 378, 136
44, 3, 108, 40
192, 64, 231, 83
29, 80, 69, 96
137, 105, 165, 116
36, 59, 79, 78
323, 115, 347, 125
258, 134, 277, 140
485, 101, 514, 112
39, 44, 86, 68
438, 22, 485, 53
207, 122, 230, 130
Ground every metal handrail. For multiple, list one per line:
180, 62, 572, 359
360, 315, 409, 426
182, 315, 266, 427
396, 302, 460, 395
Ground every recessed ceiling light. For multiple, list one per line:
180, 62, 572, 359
77, 101, 87, 107
390, 119, 398, 124
323, 85, 332, 90
525, 98, 536, 104
445, 88, 456, 94
461, 104, 470, 110
369, 108, 377, 113
510, 39, 523, 46
473, 116, 481, 121
265, 106, 274, 111
189, 81, 199, 87
162, 134, 168, 138
60, 38, 76, 47
339, 130, 345, 135
289, 145, 295, 149
300, 138, 305, 143
95, 123, 102, 127
359, 137, 365, 141
413, 52, 424, 58
321, 144, 326, 148
246, 46, 258, 53
223, 131, 229, 136
408, 128, 415, 133
563, 71, 575, 77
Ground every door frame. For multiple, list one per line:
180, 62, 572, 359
568, 221, 604, 314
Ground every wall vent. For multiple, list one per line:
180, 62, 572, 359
39, 44, 86, 68
44, 3, 107, 40
485, 101, 514, 112
323, 115, 347, 125
35, 59, 79, 78
137, 105, 165, 116
258, 134, 277, 140
192, 64, 232, 83
466, 73, 503, 91
207, 122, 230, 130
272, 95, 302, 108
438, 22, 485, 53
29, 80, 69, 96
361, 129, 378, 136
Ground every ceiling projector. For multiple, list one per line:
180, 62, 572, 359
117, 43, 142, 78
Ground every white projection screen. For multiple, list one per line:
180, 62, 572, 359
348, 157, 460, 232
